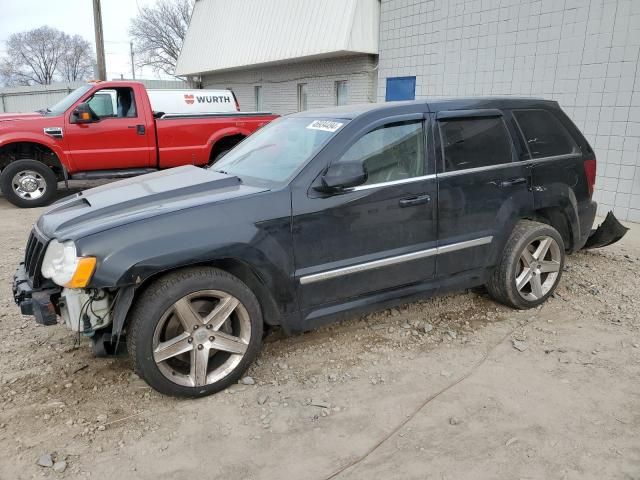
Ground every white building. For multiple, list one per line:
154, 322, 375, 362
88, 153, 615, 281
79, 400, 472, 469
176, 0, 380, 114
178, 0, 640, 222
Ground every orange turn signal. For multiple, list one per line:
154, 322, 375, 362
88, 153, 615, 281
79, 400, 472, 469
65, 257, 97, 289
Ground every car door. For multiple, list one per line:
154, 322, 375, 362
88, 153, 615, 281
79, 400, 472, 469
65, 87, 154, 171
291, 114, 438, 311
435, 110, 534, 276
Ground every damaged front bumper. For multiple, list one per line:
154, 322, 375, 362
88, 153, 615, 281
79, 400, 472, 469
583, 211, 629, 249
12, 263, 60, 326
13, 263, 115, 334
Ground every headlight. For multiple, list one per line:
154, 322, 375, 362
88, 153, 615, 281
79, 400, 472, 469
41, 239, 96, 288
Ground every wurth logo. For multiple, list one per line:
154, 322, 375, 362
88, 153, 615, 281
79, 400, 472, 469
196, 95, 231, 104
184, 93, 231, 105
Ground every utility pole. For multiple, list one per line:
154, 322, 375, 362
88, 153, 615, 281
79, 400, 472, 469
92, 0, 107, 80
130, 41, 136, 79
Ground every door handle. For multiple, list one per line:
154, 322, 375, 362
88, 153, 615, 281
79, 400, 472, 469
399, 194, 431, 208
492, 177, 527, 188
128, 125, 146, 135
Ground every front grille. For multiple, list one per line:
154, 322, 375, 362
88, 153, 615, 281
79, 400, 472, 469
24, 228, 48, 288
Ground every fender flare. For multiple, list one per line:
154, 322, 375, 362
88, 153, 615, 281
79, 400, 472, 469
206, 127, 251, 159
533, 184, 581, 252
108, 251, 289, 337
0, 134, 68, 172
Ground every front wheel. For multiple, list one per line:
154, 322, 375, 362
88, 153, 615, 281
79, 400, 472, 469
128, 267, 263, 397
487, 220, 565, 309
0, 159, 58, 208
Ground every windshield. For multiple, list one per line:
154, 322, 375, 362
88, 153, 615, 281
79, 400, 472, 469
213, 117, 348, 185
44, 84, 93, 115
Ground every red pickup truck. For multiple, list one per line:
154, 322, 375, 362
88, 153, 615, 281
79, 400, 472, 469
0, 81, 277, 207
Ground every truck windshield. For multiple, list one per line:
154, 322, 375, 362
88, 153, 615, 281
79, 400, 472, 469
44, 84, 93, 115
213, 117, 348, 185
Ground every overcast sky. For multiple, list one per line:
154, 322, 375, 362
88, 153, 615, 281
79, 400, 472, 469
0, 0, 173, 81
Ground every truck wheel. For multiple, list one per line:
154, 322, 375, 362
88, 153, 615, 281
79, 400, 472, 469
487, 220, 565, 309
128, 267, 263, 397
0, 160, 58, 208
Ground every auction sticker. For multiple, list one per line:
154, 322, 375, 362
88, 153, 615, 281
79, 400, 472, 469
306, 120, 344, 132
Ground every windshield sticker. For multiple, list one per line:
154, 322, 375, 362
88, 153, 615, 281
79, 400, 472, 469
306, 120, 344, 132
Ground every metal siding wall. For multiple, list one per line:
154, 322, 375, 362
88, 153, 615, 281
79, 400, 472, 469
0, 83, 84, 114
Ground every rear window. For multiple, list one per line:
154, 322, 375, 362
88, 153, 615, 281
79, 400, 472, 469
439, 117, 513, 172
513, 109, 579, 159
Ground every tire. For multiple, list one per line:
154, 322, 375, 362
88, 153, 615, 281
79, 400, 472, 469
128, 267, 263, 398
0, 159, 58, 208
486, 220, 565, 309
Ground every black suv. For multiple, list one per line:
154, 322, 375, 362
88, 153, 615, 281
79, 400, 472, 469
13, 98, 626, 397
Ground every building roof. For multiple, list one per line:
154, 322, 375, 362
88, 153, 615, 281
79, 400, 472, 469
175, 0, 379, 76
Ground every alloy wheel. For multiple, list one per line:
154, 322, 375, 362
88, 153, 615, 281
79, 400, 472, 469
11, 170, 47, 200
515, 235, 562, 301
152, 290, 251, 387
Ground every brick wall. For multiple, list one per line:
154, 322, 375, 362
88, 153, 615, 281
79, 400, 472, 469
201, 55, 378, 116
378, 0, 640, 222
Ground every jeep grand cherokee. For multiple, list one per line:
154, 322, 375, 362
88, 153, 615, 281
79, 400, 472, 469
13, 98, 627, 397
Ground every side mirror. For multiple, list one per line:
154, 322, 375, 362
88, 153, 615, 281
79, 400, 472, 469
315, 162, 368, 192
72, 102, 97, 124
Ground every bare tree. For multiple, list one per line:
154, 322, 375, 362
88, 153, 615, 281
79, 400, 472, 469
59, 35, 95, 82
0, 27, 67, 86
129, 0, 194, 76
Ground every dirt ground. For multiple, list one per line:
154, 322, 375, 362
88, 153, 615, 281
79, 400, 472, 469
0, 184, 639, 480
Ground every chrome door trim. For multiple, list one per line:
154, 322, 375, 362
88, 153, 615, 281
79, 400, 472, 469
299, 236, 493, 285
524, 152, 582, 165
350, 174, 437, 192
436, 235, 493, 254
437, 162, 516, 179
436, 152, 582, 178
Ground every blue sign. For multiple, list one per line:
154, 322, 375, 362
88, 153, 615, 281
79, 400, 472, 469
385, 76, 416, 102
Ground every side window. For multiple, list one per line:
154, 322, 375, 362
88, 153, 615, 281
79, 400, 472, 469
87, 88, 137, 119
513, 109, 579, 159
439, 117, 513, 172
336, 120, 425, 185
88, 92, 115, 117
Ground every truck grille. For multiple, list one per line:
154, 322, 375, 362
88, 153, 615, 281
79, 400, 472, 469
24, 228, 48, 288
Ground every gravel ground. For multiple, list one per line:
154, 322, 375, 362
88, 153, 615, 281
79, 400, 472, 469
0, 185, 639, 479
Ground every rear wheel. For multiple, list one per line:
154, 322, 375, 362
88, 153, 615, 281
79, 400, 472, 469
0, 159, 58, 208
487, 220, 565, 309
128, 267, 263, 397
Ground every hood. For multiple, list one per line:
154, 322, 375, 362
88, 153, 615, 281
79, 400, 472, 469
37, 165, 269, 240
0, 112, 45, 123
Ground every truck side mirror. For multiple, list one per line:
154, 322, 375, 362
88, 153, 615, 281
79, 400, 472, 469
315, 162, 368, 193
72, 103, 97, 124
